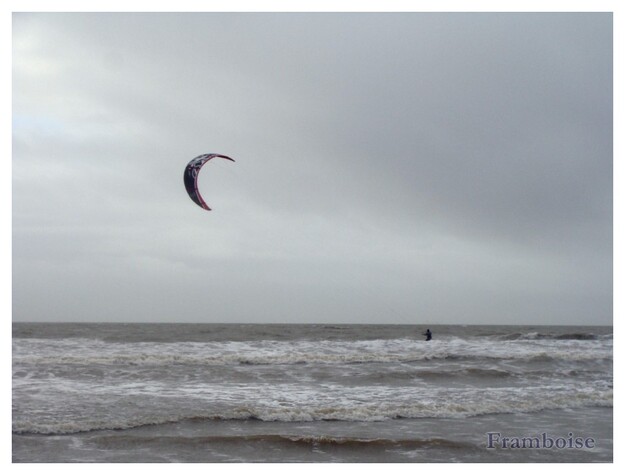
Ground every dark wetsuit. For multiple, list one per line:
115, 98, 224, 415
424, 329, 432, 341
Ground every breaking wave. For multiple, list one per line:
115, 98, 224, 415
497, 332, 611, 341
13, 388, 613, 435
89, 433, 479, 451
12, 337, 613, 366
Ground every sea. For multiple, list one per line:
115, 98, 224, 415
12, 323, 613, 463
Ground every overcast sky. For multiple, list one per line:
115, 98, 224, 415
12, 12, 612, 325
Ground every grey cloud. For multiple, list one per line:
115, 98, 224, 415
12, 13, 612, 325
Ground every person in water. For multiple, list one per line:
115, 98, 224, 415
423, 329, 432, 341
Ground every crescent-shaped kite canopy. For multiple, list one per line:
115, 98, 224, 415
183, 153, 235, 211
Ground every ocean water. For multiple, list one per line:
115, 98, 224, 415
12, 323, 612, 462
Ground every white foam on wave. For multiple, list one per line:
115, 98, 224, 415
12, 335, 613, 435
12, 382, 613, 435
12, 336, 613, 366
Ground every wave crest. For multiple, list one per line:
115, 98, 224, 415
13, 389, 613, 435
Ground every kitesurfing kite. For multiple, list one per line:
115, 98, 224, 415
183, 153, 235, 211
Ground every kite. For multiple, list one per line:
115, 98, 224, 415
183, 153, 235, 211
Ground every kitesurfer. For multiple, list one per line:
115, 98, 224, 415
423, 329, 432, 341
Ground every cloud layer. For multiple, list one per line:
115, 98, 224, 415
13, 13, 612, 324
